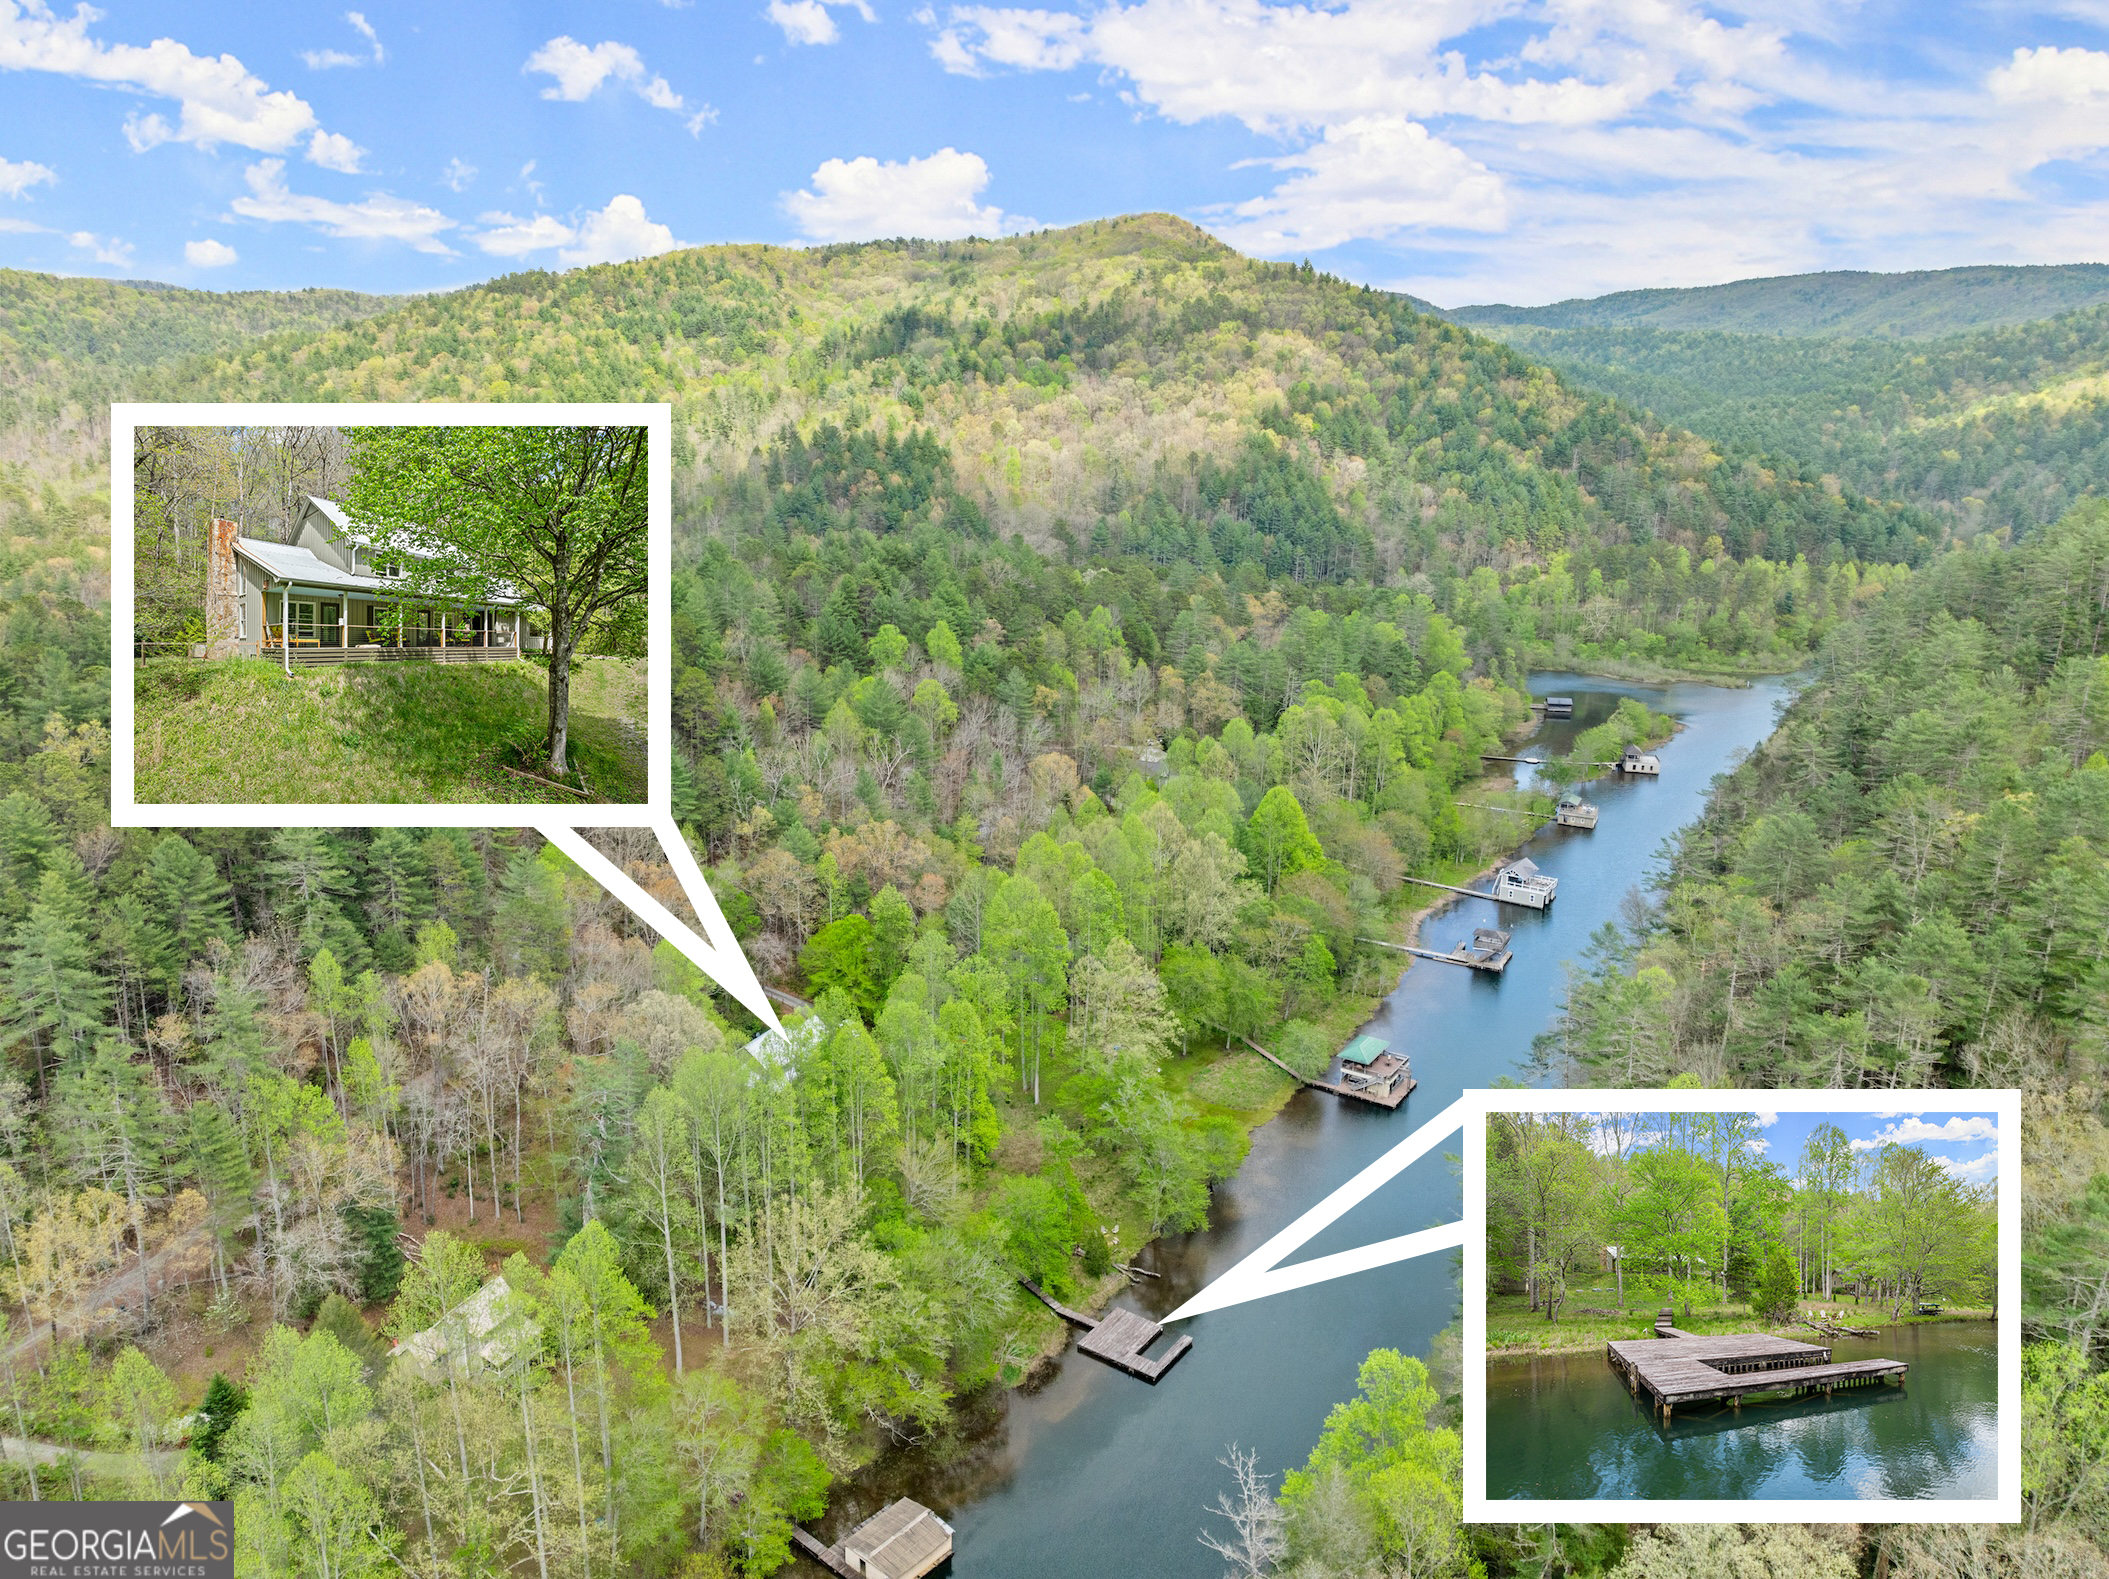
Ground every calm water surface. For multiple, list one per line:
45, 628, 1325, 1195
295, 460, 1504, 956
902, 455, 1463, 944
1486, 1322, 1998, 1500
797, 677, 1793, 1576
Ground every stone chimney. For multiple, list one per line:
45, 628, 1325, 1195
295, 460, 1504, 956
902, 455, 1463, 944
204, 518, 242, 658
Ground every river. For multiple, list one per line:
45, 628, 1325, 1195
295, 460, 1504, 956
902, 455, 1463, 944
1485, 1321, 1998, 1501
798, 675, 1793, 1576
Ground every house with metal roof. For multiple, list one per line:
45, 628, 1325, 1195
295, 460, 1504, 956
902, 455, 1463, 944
202, 496, 541, 665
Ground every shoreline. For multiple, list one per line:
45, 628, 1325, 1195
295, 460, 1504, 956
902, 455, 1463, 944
1485, 1309, 1999, 1361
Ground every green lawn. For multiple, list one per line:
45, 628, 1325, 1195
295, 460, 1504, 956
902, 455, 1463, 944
1487, 1289, 1996, 1356
133, 655, 648, 805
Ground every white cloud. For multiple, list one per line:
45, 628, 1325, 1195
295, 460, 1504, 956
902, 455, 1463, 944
230, 158, 456, 253
1934, 1150, 2000, 1184
441, 157, 476, 193
305, 129, 365, 173
1208, 116, 1507, 253
184, 237, 237, 267
784, 146, 1027, 241
524, 35, 713, 131
1743, 1137, 1770, 1153
1756, 1111, 1779, 1127
473, 209, 577, 257
471, 194, 683, 266
303, 10, 383, 69
916, 0, 2109, 298
561, 193, 680, 265
0, 0, 329, 154
67, 228, 131, 265
1850, 1115, 2001, 1152
765, 0, 876, 47
0, 154, 54, 197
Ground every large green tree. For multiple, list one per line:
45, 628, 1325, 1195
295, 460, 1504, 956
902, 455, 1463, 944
345, 424, 649, 778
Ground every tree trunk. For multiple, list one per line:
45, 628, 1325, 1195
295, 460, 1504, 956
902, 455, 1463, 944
546, 597, 572, 778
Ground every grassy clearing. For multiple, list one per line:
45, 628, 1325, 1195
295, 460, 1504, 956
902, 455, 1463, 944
133, 655, 648, 805
1486, 1289, 1997, 1356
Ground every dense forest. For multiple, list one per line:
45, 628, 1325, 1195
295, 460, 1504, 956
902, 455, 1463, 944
0, 221, 2102, 1577
1537, 500, 2109, 1571
1451, 262, 2109, 338
1487, 1112, 1997, 1326
1487, 308, 2109, 543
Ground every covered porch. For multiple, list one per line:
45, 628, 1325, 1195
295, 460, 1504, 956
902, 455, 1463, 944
261, 588, 540, 664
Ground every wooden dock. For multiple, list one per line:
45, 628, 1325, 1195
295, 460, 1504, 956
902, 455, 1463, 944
1359, 932, 1513, 974
1239, 1033, 1417, 1109
1606, 1330, 1907, 1423
1019, 1281, 1192, 1382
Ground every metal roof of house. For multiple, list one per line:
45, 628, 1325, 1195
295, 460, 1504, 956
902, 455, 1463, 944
306, 494, 372, 545
235, 535, 527, 606
1340, 1033, 1389, 1067
1509, 857, 1542, 878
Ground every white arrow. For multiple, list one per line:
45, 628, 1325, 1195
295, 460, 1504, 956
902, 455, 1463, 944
1165, 1097, 1466, 1321
545, 820, 782, 1033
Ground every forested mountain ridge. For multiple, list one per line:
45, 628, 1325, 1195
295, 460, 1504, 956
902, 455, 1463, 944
1485, 305, 2109, 542
1451, 262, 2109, 338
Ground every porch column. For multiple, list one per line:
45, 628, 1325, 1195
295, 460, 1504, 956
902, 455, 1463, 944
281, 583, 291, 675
340, 600, 347, 649
482, 608, 489, 648
440, 609, 447, 659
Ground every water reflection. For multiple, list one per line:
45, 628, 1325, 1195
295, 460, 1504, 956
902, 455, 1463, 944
1487, 1322, 1997, 1501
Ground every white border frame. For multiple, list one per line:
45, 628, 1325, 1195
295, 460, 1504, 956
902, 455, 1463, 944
1461, 1086, 2022, 1523
111, 402, 670, 828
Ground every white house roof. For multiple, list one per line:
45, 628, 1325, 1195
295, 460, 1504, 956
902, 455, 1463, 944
235, 535, 527, 606
1509, 857, 1542, 879
390, 1274, 535, 1379
306, 494, 373, 545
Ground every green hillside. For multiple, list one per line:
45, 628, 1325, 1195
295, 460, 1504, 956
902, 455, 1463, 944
0, 270, 390, 443
1451, 262, 2109, 338
1483, 306, 2109, 539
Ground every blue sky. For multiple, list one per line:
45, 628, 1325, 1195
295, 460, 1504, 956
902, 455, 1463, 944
1583, 1110, 2003, 1188
4, 1, 2109, 304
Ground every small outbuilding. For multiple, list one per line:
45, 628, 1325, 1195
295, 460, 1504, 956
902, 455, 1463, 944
1618, 744, 1662, 776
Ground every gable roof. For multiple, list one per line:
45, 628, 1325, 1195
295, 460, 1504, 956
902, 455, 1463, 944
235, 534, 527, 605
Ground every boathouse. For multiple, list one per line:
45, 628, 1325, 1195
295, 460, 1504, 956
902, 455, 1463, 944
1617, 744, 1662, 776
1554, 793, 1598, 830
1543, 696, 1574, 717
794, 1500, 954, 1579
1491, 857, 1557, 908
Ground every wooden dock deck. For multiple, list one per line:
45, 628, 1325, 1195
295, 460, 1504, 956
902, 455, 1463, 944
1606, 1331, 1907, 1422
1020, 1281, 1193, 1383
1359, 934, 1513, 974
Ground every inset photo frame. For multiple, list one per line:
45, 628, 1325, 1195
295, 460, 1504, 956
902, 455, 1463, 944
1461, 1087, 2022, 1525
112, 402, 670, 828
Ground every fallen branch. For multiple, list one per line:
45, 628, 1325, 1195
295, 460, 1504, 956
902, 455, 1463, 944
502, 764, 590, 798
1796, 1316, 1879, 1340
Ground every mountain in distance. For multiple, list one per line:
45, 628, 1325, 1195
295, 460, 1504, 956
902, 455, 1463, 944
1449, 262, 2109, 340
150, 212, 1929, 574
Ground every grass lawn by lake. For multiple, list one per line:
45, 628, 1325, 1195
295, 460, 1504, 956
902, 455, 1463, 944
133, 655, 648, 805
1487, 1288, 1998, 1356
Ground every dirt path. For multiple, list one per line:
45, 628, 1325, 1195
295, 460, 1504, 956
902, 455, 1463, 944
2, 1226, 212, 1367
0, 1433, 182, 1477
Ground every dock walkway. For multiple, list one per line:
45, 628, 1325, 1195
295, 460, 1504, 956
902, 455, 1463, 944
1236, 1032, 1417, 1110
1020, 1280, 1192, 1383
1607, 1331, 1907, 1422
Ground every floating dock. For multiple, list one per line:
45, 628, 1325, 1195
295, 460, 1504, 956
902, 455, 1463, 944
793, 1499, 954, 1579
1554, 793, 1598, 830
1542, 696, 1574, 717
1617, 744, 1662, 776
1606, 1328, 1907, 1423
1019, 1281, 1193, 1383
